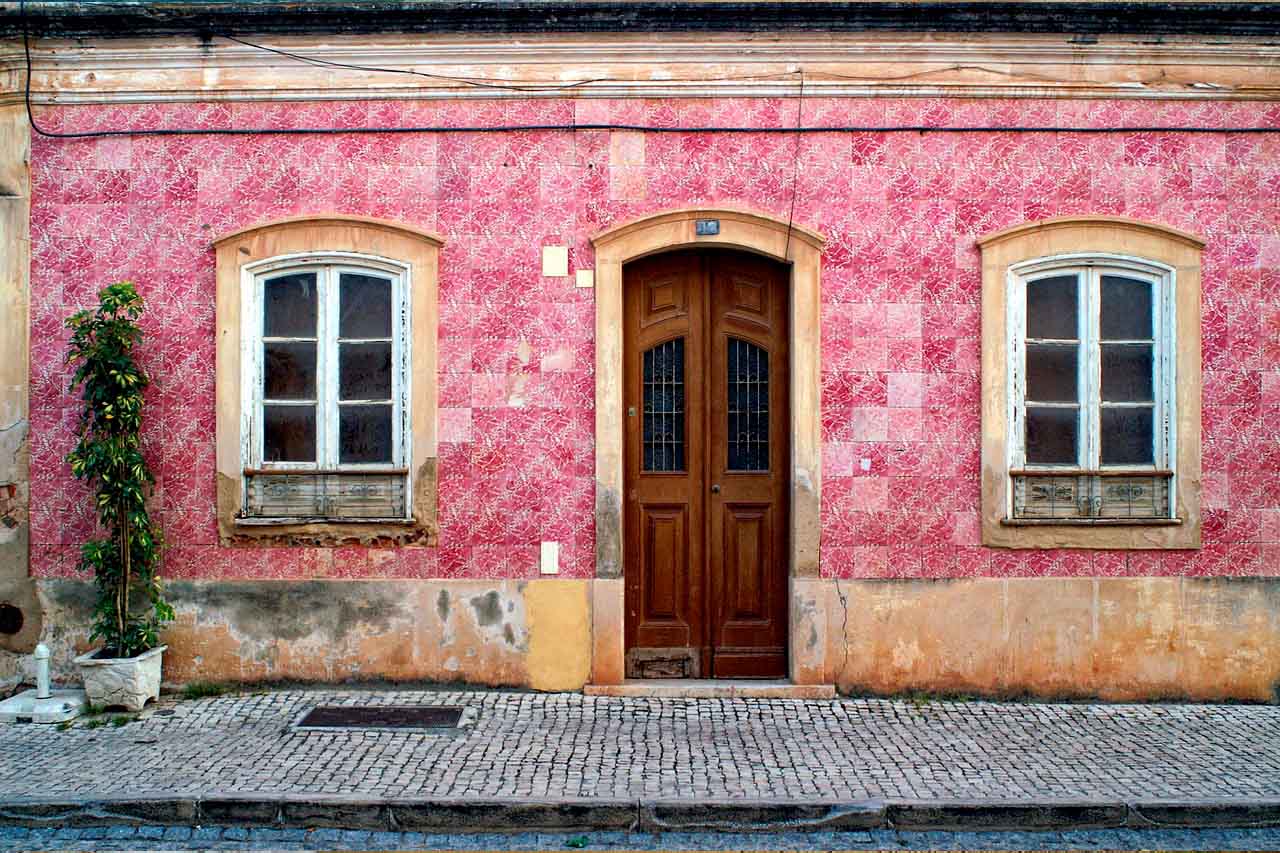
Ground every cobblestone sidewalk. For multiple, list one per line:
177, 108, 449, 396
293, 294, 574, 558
0, 690, 1276, 824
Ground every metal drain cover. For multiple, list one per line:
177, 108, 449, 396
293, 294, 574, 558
294, 705, 467, 732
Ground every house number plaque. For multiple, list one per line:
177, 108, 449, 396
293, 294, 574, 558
695, 219, 720, 236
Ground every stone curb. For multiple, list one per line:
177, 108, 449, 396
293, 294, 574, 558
638, 800, 885, 832
1128, 801, 1280, 828
885, 800, 1127, 831
389, 799, 638, 832
0, 796, 1278, 832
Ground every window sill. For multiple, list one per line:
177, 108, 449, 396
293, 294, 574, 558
222, 513, 435, 547
1001, 517, 1184, 527
235, 516, 415, 527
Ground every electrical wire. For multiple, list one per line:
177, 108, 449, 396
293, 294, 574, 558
783, 69, 803, 264
20, 0, 1280, 140
217, 32, 825, 91
218, 33, 612, 93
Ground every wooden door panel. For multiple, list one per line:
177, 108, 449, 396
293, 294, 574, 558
624, 252, 706, 678
708, 253, 789, 679
722, 273, 772, 331
721, 503, 769, 620
625, 249, 788, 680
640, 503, 686, 623
641, 272, 689, 328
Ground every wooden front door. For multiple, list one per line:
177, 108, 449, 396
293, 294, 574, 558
623, 249, 790, 679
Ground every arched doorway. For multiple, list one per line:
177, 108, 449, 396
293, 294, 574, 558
590, 208, 827, 686
624, 248, 791, 678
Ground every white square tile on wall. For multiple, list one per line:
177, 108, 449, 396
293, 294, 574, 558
542, 246, 569, 277
540, 541, 560, 575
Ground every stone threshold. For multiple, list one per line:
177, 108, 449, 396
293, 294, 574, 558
583, 680, 837, 699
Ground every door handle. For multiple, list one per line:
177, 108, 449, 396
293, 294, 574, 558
710, 484, 721, 493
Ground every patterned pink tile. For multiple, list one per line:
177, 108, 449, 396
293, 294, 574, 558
22, 98, 1280, 583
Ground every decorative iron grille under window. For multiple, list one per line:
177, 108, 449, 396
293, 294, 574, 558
243, 471, 408, 520
1011, 471, 1172, 520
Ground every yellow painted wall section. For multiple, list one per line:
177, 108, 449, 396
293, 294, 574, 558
525, 579, 592, 692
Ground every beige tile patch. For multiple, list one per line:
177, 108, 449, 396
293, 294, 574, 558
542, 245, 569, 277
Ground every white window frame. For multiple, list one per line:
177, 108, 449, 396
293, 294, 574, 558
1007, 253, 1177, 518
239, 251, 413, 519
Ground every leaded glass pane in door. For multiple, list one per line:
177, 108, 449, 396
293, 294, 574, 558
727, 338, 769, 471
642, 338, 685, 472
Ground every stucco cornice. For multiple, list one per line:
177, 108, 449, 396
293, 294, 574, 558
3, 2, 1280, 39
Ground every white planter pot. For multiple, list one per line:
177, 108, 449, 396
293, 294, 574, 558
74, 645, 166, 712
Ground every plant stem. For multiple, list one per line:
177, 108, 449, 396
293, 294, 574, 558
117, 495, 128, 653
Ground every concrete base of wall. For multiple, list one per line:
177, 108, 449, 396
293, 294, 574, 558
4, 578, 591, 693
826, 577, 1280, 703
4, 576, 1277, 702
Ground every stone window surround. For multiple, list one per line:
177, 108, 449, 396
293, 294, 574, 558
588, 208, 828, 686
213, 215, 443, 547
977, 215, 1204, 550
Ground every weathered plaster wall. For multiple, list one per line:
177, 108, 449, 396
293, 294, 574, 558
33, 577, 590, 690
0, 103, 40, 682
26, 573, 1280, 700
826, 577, 1280, 702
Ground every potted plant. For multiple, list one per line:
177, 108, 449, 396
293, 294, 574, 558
66, 281, 173, 712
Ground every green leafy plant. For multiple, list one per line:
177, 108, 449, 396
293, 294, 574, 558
66, 281, 172, 659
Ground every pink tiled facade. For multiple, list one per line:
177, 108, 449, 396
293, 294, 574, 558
27, 98, 1280, 582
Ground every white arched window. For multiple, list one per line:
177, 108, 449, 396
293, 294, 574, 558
976, 216, 1202, 550
1008, 254, 1176, 520
241, 252, 411, 521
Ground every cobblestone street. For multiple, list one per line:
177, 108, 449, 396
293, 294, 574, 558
0, 689, 1275, 805
2, 825, 1280, 851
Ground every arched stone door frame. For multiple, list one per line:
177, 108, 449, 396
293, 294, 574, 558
589, 208, 828, 685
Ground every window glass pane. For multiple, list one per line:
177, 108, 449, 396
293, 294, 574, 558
339, 342, 393, 400
263, 342, 316, 400
1101, 407, 1155, 465
1025, 343, 1078, 403
642, 338, 685, 472
263, 405, 316, 462
1101, 275, 1153, 340
1026, 274, 1078, 340
340, 404, 393, 464
727, 338, 770, 471
340, 273, 393, 339
1025, 406, 1078, 465
1101, 343, 1154, 402
263, 272, 317, 338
